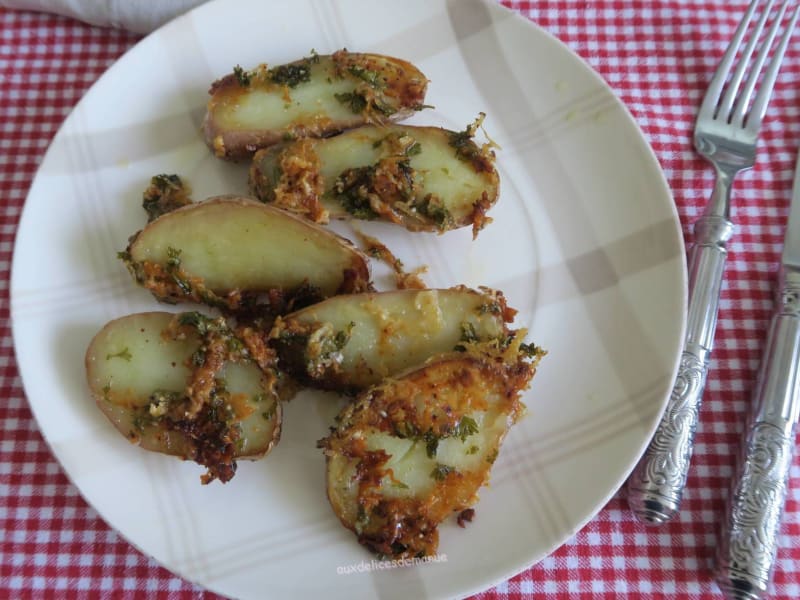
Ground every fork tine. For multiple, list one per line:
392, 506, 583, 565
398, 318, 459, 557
743, 2, 800, 130
732, 0, 794, 127
699, 0, 761, 117
716, 0, 775, 120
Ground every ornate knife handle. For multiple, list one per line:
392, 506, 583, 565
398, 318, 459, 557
715, 270, 800, 600
627, 215, 734, 524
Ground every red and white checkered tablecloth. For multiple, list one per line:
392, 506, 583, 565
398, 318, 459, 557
1, 1, 799, 598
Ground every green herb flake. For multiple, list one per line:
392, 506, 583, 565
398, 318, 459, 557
233, 64, 251, 86
415, 194, 453, 229
406, 141, 422, 156
453, 416, 479, 442
467, 445, 480, 455
520, 342, 544, 357
486, 449, 499, 464
393, 420, 420, 439
347, 65, 383, 88
106, 347, 132, 362
142, 174, 191, 222
261, 401, 277, 421
479, 302, 501, 315
333, 322, 355, 350
226, 336, 245, 353
430, 463, 454, 481
166, 246, 182, 268
332, 167, 379, 219
423, 431, 440, 459
460, 322, 479, 344
334, 91, 368, 114
391, 480, 409, 490
269, 63, 311, 88
177, 311, 223, 336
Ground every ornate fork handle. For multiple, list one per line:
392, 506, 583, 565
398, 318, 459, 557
715, 270, 800, 600
627, 213, 734, 524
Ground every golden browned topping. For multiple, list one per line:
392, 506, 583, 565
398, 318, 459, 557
447, 113, 500, 174
319, 343, 540, 558
149, 312, 284, 484
142, 174, 193, 222
355, 230, 428, 290
469, 191, 495, 240
331, 50, 428, 123
270, 140, 328, 222
333, 155, 419, 223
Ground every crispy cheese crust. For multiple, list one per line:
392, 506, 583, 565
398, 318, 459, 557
249, 122, 499, 237
203, 50, 428, 161
269, 287, 515, 393
85, 312, 289, 484
319, 340, 541, 558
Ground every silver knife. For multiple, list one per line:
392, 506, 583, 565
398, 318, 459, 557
714, 147, 800, 600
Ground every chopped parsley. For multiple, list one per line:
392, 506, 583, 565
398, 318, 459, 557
406, 141, 422, 156
453, 416, 479, 442
261, 401, 277, 421
233, 64, 250, 86
395, 416, 478, 459
166, 246, 182, 268
414, 194, 453, 229
178, 312, 226, 336
430, 463, 454, 481
347, 64, 383, 88
479, 301, 502, 315
269, 63, 311, 87
520, 342, 544, 357
454, 321, 479, 351
142, 174, 192, 222
331, 166, 379, 219
334, 91, 368, 114
424, 431, 440, 459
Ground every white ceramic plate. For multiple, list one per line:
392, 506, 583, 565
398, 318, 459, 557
11, 0, 687, 598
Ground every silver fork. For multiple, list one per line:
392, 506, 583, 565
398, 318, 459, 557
627, 0, 799, 525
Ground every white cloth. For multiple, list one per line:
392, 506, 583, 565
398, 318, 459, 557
0, 0, 209, 33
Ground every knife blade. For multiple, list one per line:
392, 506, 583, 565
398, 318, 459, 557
713, 147, 800, 600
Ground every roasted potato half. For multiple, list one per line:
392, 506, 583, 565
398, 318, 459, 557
203, 50, 428, 161
270, 287, 515, 392
85, 311, 287, 484
249, 121, 498, 235
318, 339, 541, 558
120, 196, 371, 315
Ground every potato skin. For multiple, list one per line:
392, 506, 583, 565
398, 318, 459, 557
319, 343, 541, 558
120, 196, 371, 315
203, 50, 429, 161
269, 287, 515, 393
249, 124, 499, 235
86, 311, 286, 484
